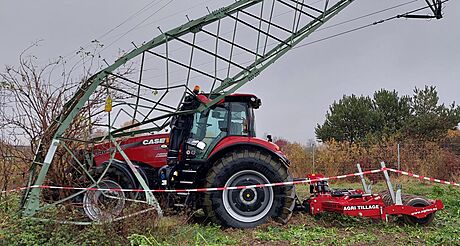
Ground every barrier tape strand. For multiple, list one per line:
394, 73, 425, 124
386, 168, 460, 187
1, 167, 458, 194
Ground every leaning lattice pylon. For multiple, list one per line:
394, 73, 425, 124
21, 0, 356, 220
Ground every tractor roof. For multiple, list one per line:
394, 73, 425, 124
225, 93, 261, 109
199, 93, 261, 109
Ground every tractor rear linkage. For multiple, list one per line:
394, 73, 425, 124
300, 162, 444, 226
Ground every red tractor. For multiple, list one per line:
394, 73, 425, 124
87, 90, 295, 228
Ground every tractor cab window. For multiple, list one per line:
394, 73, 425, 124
230, 103, 249, 136
190, 105, 228, 150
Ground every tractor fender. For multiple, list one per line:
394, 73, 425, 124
208, 142, 290, 168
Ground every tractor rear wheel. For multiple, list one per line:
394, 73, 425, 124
203, 149, 295, 228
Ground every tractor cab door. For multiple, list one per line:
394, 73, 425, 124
188, 102, 252, 159
189, 104, 228, 159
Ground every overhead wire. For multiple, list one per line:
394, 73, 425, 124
61, 0, 164, 62
50, 0, 444, 71
180, 0, 447, 87
77, 0, 217, 58
140, 0, 428, 83
64, 0, 175, 77
65, 0, 326, 73
61, 0, 449, 93
128, 0, 217, 33
96, 0, 175, 55
97, 0, 163, 41
293, 0, 450, 50
316, 0, 419, 32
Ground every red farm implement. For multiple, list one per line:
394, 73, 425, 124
302, 163, 444, 225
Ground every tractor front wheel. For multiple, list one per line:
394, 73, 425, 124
203, 149, 295, 228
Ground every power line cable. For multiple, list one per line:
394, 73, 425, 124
316, 0, 420, 32
293, 0, 449, 50
96, 0, 175, 55
132, 0, 217, 32
65, 0, 214, 65
66, 0, 325, 70
142, 0, 422, 66
65, 0, 175, 76
141, 0, 429, 82
98, 0, 163, 41
61, 0, 164, 61
66, 0, 448, 90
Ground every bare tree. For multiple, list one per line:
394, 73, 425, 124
0, 41, 133, 190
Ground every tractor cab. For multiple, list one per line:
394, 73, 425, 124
186, 94, 261, 159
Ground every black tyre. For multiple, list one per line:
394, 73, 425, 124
203, 149, 295, 228
83, 179, 126, 222
380, 191, 435, 226
98, 161, 148, 199
402, 197, 435, 226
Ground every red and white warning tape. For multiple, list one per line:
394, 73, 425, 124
386, 168, 460, 187
1, 167, 458, 194
0, 168, 384, 194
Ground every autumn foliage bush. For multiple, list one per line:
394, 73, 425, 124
278, 136, 460, 181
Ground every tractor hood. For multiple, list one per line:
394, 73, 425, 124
93, 133, 169, 168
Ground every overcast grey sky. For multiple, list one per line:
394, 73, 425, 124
1, 0, 459, 143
